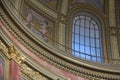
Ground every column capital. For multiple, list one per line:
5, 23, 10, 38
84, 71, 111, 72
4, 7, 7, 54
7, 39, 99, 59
8, 45, 25, 65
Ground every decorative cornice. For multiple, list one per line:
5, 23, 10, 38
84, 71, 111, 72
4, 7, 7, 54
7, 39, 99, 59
1, 1, 120, 80
21, 63, 48, 80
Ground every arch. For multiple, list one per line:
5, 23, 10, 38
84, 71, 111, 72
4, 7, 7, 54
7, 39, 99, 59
66, 3, 108, 63
72, 12, 102, 62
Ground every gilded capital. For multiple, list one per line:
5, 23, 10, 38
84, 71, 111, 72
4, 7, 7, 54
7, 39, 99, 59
8, 44, 25, 65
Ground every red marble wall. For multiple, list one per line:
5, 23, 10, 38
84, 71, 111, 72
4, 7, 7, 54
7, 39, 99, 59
10, 60, 20, 80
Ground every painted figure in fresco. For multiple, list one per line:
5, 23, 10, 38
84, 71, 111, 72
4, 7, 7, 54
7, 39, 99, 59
24, 8, 34, 27
39, 20, 50, 42
24, 7, 51, 42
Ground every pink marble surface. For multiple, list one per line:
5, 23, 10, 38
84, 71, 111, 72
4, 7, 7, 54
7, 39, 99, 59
0, 21, 89, 80
10, 60, 20, 80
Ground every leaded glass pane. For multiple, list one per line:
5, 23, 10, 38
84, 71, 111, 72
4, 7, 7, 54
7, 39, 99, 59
76, 20, 80, 26
85, 37, 90, 46
90, 38, 95, 47
91, 20, 96, 25
90, 22, 94, 29
86, 55, 91, 60
75, 52, 80, 57
80, 27, 84, 35
75, 34, 79, 43
96, 39, 100, 48
95, 25, 99, 30
85, 28, 89, 36
96, 48, 101, 57
90, 29, 95, 38
80, 36, 84, 44
81, 19, 85, 27
80, 15, 85, 19
75, 26, 79, 34
95, 30, 99, 38
75, 43, 79, 51
86, 20, 89, 28
80, 45, 85, 53
85, 46, 90, 54
91, 47, 96, 56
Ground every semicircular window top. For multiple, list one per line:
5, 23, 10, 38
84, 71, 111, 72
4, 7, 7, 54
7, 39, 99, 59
72, 12, 103, 62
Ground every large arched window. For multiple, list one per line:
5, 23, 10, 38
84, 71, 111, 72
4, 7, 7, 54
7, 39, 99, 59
72, 12, 102, 62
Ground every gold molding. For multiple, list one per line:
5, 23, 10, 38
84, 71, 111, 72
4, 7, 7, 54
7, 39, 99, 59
0, 40, 9, 57
8, 45, 25, 65
21, 63, 48, 80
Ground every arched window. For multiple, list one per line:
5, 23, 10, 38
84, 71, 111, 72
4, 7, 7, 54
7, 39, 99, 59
72, 12, 102, 62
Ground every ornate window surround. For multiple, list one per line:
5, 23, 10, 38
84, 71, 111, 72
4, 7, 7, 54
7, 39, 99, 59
66, 3, 108, 63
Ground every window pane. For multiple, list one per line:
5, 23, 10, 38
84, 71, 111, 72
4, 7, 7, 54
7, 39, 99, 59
96, 39, 100, 48
75, 43, 79, 51
80, 27, 84, 35
80, 36, 84, 44
92, 56, 97, 62
90, 22, 94, 29
91, 47, 96, 56
97, 58, 102, 62
80, 45, 85, 53
74, 52, 80, 57
72, 26, 75, 32
95, 25, 98, 30
85, 46, 90, 54
80, 16, 85, 19
85, 28, 89, 36
86, 16, 91, 20
75, 34, 79, 43
81, 19, 85, 27
74, 16, 79, 21
96, 48, 100, 57
90, 38, 95, 47
75, 26, 79, 34
95, 30, 99, 38
90, 29, 95, 37
81, 53, 85, 59
76, 20, 80, 26
85, 37, 90, 46
86, 55, 91, 60
91, 20, 96, 25
86, 20, 89, 28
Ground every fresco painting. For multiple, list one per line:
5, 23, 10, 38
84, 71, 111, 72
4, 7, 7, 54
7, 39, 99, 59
22, 6, 53, 42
